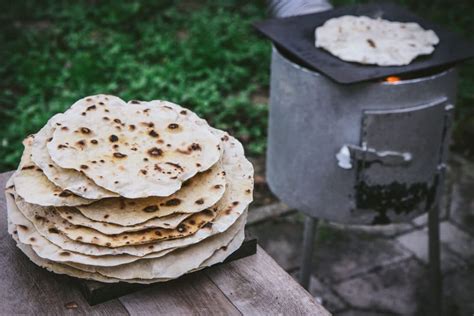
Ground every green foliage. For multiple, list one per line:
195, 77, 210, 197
0, 0, 270, 171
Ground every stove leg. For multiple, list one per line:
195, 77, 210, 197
299, 215, 318, 290
428, 202, 442, 316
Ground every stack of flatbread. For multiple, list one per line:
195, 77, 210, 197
4, 95, 254, 283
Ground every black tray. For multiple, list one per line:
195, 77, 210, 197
254, 2, 474, 84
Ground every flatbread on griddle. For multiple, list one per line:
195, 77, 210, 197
315, 15, 439, 66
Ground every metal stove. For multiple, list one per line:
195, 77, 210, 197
254, 3, 474, 225
254, 3, 474, 312
267, 47, 457, 225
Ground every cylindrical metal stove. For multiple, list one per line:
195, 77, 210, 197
266, 47, 457, 225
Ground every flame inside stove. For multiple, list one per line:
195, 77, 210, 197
385, 76, 401, 84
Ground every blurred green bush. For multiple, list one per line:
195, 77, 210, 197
0, 0, 270, 171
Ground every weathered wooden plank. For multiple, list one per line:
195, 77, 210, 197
119, 273, 241, 316
205, 245, 331, 316
79, 238, 256, 305
0, 172, 129, 315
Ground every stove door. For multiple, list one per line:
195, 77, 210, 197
354, 98, 453, 224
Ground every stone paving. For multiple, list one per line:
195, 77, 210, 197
246, 155, 474, 316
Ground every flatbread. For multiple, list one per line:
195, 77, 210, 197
315, 15, 439, 66
75, 162, 226, 226
189, 222, 245, 271
9, 130, 253, 257
55, 207, 192, 235
7, 192, 245, 284
15, 195, 217, 248
10, 228, 161, 284
13, 136, 94, 207
11, 225, 244, 284
67, 212, 246, 280
47, 99, 221, 198
31, 114, 118, 199
68, 94, 127, 112
7, 192, 167, 267
13, 236, 126, 283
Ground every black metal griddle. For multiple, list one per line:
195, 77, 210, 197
254, 2, 474, 84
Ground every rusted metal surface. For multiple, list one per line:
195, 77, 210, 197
266, 47, 457, 224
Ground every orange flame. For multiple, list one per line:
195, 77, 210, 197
385, 76, 401, 83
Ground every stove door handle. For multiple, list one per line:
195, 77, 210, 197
336, 144, 412, 169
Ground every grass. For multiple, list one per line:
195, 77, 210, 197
0, 0, 270, 171
0, 0, 473, 172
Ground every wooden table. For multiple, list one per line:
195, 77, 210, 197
0, 171, 329, 315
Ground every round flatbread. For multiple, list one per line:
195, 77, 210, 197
13, 236, 127, 283
47, 99, 221, 198
31, 113, 118, 200
15, 195, 217, 248
8, 198, 167, 267
13, 136, 94, 207
7, 189, 246, 284
67, 212, 246, 280
11, 226, 244, 284
55, 207, 192, 235
75, 161, 226, 226
315, 15, 439, 66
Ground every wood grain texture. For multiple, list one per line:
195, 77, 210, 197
205, 245, 331, 316
119, 273, 241, 315
0, 172, 129, 315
